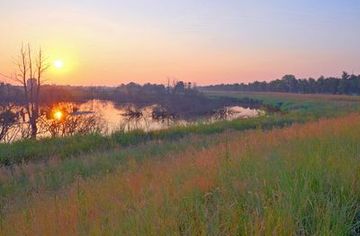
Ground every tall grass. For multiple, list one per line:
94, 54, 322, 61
0, 132, 223, 205
1, 114, 360, 235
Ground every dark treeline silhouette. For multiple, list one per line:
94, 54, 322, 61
0, 81, 199, 105
90, 81, 200, 105
202, 72, 360, 95
0, 83, 23, 104
1, 81, 255, 119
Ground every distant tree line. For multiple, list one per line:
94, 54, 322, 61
202, 72, 360, 95
0, 80, 253, 120
1, 80, 213, 119
0, 80, 199, 105
89, 81, 200, 105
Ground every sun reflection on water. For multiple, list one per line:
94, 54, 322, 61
53, 110, 63, 121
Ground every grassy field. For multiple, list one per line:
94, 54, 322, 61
1, 113, 360, 235
0, 92, 360, 235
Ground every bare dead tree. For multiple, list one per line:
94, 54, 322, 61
13, 44, 49, 139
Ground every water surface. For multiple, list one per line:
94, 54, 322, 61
3, 100, 264, 142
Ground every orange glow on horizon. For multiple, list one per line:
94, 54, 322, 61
0, 2, 359, 86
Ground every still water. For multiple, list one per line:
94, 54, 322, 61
80, 100, 264, 133
4, 100, 264, 142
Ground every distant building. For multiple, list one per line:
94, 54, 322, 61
27, 78, 38, 89
27, 78, 38, 98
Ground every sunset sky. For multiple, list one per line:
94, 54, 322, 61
0, 0, 359, 86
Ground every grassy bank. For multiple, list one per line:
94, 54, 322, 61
0, 115, 303, 208
1, 113, 360, 235
0, 114, 302, 166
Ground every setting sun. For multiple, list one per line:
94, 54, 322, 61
54, 60, 64, 69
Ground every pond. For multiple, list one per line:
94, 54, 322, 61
2, 100, 265, 142
79, 100, 265, 133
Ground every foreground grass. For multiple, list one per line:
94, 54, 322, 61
1, 114, 360, 235
0, 132, 225, 206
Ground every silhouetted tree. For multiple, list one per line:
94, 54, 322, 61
13, 44, 49, 138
